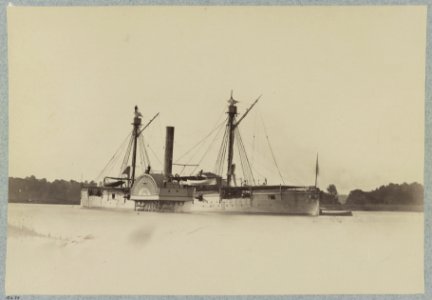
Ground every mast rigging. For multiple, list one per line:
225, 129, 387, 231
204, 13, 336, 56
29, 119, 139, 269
225, 92, 260, 186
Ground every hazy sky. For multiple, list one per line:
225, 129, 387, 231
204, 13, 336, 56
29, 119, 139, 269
7, 6, 426, 194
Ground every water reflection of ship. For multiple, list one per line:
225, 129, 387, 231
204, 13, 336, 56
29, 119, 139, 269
80, 94, 321, 215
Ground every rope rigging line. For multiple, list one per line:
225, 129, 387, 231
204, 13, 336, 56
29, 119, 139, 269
95, 132, 132, 182
175, 117, 227, 163
260, 112, 286, 185
182, 118, 227, 174
189, 119, 227, 176
235, 128, 256, 185
136, 135, 148, 175
251, 107, 259, 173
240, 131, 255, 184
248, 148, 292, 184
140, 134, 151, 169
97, 151, 123, 183
214, 128, 225, 176
251, 132, 256, 174
214, 125, 229, 176
138, 136, 146, 175
250, 162, 268, 181
235, 130, 248, 185
218, 141, 228, 177
147, 143, 162, 167
172, 107, 227, 175
119, 133, 134, 177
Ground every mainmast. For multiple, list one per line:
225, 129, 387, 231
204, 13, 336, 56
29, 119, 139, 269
131, 106, 142, 186
224, 92, 262, 187
226, 92, 238, 186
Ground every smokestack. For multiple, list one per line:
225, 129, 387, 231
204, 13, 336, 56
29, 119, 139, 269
164, 126, 175, 177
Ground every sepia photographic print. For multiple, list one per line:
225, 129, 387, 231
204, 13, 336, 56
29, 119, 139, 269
1, 3, 429, 298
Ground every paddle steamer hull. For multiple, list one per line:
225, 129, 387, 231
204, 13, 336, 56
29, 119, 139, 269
192, 187, 320, 216
80, 187, 135, 210
80, 184, 319, 216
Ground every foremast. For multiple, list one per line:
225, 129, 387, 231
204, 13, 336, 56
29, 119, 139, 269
95, 106, 159, 190
131, 106, 142, 186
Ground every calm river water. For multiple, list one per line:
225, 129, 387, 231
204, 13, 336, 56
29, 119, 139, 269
6, 203, 424, 295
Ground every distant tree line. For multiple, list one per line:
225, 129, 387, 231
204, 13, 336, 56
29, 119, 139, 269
319, 182, 423, 211
319, 184, 340, 205
345, 182, 423, 207
8, 176, 96, 205
9, 176, 424, 209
